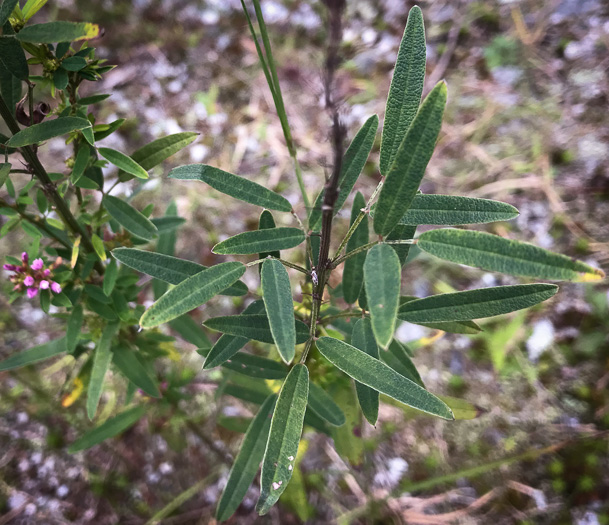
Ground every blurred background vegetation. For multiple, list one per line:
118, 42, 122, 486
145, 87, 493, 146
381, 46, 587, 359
1, 0, 608, 523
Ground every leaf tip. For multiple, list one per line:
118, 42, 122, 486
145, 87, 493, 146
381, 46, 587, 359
575, 267, 605, 282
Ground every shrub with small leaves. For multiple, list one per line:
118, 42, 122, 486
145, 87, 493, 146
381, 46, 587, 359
0, 0, 605, 520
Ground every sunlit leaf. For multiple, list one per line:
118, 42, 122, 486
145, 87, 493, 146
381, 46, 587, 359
6, 117, 92, 147
212, 227, 305, 255
129, 132, 198, 171
98, 147, 149, 180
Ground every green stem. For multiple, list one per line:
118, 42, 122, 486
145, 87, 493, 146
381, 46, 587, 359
320, 309, 365, 323
245, 256, 309, 275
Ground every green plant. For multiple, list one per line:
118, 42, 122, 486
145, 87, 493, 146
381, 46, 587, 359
0, 0, 605, 520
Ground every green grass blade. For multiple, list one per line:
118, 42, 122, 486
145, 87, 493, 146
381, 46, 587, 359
216, 394, 277, 521
364, 243, 401, 348
380, 6, 426, 175
140, 262, 246, 328
204, 314, 310, 345
309, 115, 379, 229
86, 322, 119, 420
169, 164, 291, 212
0, 336, 66, 371
103, 196, 157, 240
342, 192, 369, 304
418, 228, 605, 282
112, 248, 247, 296
261, 258, 296, 364
98, 147, 149, 180
212, 227, 305, 255
68, 405, 146, 453
398, 284, 559, 323
307, 382, 346, 427
316, 337, 453, 420
374, 81, 447, 236
6, 116, 91, 147
112, 345, 160, 398
257, 364, 309, 515
351, 318, 380, 426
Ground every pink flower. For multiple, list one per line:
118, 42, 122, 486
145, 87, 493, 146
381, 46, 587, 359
21, 252, 29, 264
50, 282, 62, 294
39, 280, 49, 290
3, 264, 17, 271
43, 269, 51, 276
24, 276, 35, 287
27, 288, 38, 299
31, 258, 44, 271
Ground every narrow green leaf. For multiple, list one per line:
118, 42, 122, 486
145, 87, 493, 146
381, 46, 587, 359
21, 0, 48, 21
112, 345, 160, 398
216, 394, 277, 521
374, 81, 447, 236
153, 202, 178, 299
93, 118, 124, 141
169, 164, 292, 212
351, 318, 380, 425
212, 227, 305, 255
68, 406, 146, 453
103, 258, 118, 296
0, 0, 19, 26
261, 258, 296, 364
0, 162, 11, 188
316, 337, 453, 420
0, 36, 28, 81
399, 296, 481, 333
6, 117, 91, 147
91, 233, 106, 261
0, 60, 22, 118
257, 364, 309, 515
150, 216, 186, 233
87, 322, 119, 420
309, 115, 378, 229
16, 21, 100, 43
203, 301, 265, 370
111, 248, 247, 296
78, 93, 111, 105
342, 192, 369, 303
221, 353, 288, 380
0, 337, 65, 371
307, 382, 345, 427
140, 262, 246, 328
418, 228, 605, 282
103, 196, 157, 241
66, 304, 83, 353
204, 314, 310, 345
364, 244, 401, 348
258, 210, 280, 263
169, 314, 212, 349
398, 284, 558, 323
120, 132, 198, 180
380, 339, 425, 388
98, 147, 149, 180
380, 6, 426, 175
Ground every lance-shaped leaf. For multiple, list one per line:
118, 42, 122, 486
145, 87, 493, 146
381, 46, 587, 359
316, 337, 453, 420
6, 117, 92, 147
307, 381, 345, 427
395, 195, 519, 225
0, 36, 29, 81
68, 405, 146, 453
169, 314, 212, 349
342, 192, 369, 304
398, 283, 558, 323
103, 196, 157, 241
213, 227, 305, 255
257, 364, 309, 515
111, 248, 247, 296
127, 132, 198, 172
380, 6, 426, 175
258, 210, 280, 263
216, 394, 277, 522
380, 339, 425, 388
0, 337, 66, 371
221, 353, 288, 380
112, 345, 160, 398
204, 314, 310, 345
309, 114, 378, 229
150, 216, 186, 233
399, 296, 482, 333
170, 164, 292, 212
16, 21, 100, 43
352, 318, 380, 425
418, 228, 605, 282
203, 301, 265, 369
364, 244, 401, 348
261, 258, 296, 364
98, 147, 149, 180
66, 304, 83, 353
87, 322, 120, 420
374, 81, 447, 236
153, 202, 179, 299
140, 262, 246, 328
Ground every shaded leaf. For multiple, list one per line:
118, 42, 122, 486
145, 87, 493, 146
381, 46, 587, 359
221, 353, 288, 380
150, 216, 186, 233
86, 322, 119, 420
112, 345, 160, 398
0, 36, 28, 81
66, 304, 83, 353
170, 164, 292, 212
342, 192, 369, 304
169, 314, 212, 350
204, 314, 310, 345
258, 210, 280, 263
16, 21, 100, 43
103, 196, 157, 241
351, 318, 380, 425
0, 0, 19, 26
6, 117, 91, 147
380, 339, 424, 388
212, 227, 305, 255
307, 381, 345, 427
0, 336, 66, 371
129, 132, 198, 171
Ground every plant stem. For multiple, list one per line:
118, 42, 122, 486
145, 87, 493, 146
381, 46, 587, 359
245, 256, 309, 275
332, 238, 415, 267
0, 94, 103, 274
320, 309, 365, 323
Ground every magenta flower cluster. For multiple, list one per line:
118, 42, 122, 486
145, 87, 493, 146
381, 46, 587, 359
3, 252, 62, 299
